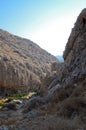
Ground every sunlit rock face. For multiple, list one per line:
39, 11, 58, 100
0, 29, 58, 95
62, 8, 86, 85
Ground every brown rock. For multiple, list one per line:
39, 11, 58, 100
63, 8, 86, 84
0, 29, 58, 95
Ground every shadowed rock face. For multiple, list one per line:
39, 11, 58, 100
0, 29, 58, 95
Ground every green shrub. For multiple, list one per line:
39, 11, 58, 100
0, 102, 4, 107
6, 93, 26, 102
6, 89, 38, 102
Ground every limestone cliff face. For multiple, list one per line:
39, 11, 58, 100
0, 29, 58, 94
63, 8, 86, 85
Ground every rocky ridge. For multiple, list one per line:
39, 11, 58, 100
0, 29, 58, 95
62, 8, 86, 85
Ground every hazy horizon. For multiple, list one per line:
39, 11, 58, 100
0, 0, 86, 56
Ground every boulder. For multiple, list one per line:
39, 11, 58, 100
23, 96, 45, 112
0, 125, 9, 130
3, 99, 23, 110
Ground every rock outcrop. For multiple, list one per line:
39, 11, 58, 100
62, 8, 86, 85
0, 29, 58, 95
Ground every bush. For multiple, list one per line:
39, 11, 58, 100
6, 89, 39, 102
57, 97, 86, 118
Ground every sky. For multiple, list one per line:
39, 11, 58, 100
0, 0, 86, 56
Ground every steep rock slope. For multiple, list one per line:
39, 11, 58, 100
62, 8, 86, 85
0, 29, 58, 95
43, 8, 86, 126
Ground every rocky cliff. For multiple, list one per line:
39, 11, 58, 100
62, 8, 86, 85
0, 29, 58, 95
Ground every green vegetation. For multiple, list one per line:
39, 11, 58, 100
7, 88, 39, 100
0, 88, 39, 107
29, 88, 40, 94
6, 93, 26, 102
0, 102, 4, 107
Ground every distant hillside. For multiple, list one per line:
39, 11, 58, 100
56, 55, 64, 62
0, 29, 58, 95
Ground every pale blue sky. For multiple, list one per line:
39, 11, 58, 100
0, 0, 86, 55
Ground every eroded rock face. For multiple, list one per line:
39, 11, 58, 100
62, 8, 86, 85
0, 29, 58, 95
63, 8, 86, 61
